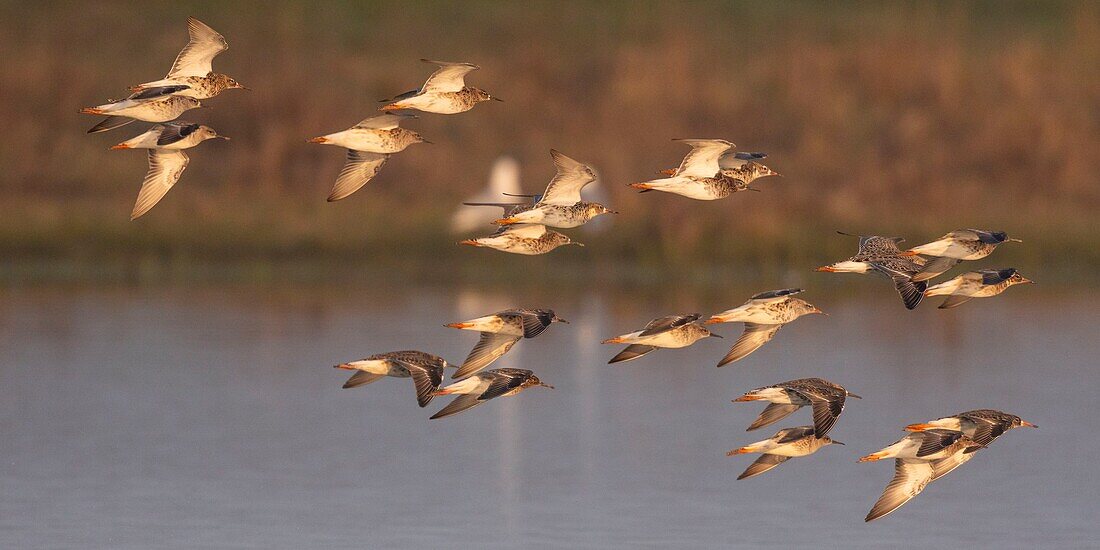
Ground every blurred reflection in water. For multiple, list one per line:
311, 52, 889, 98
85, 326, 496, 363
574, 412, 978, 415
0, 285, 1095, 548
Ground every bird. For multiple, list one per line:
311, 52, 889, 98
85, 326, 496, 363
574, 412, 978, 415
445, 309, 569, 379
904, 229, 1022, 282
430, 368, 552, 419
108, 122, 226, 220
128, 17, 247, 100
905, 409, 1037, 446
858, 429, 982, 463
863, 436, 984, 522
334, 350, 452, 408
459, 224, 581, 255
815, 233, 929, 309
81, 94, 202, 134
704, 288, 824, 366
490, 150, 617, 228
308, 113, 428, 201
450, 156, 524, 233
733, 377, 860, 437
630, 139, 757, 200
717, 161, 781, 188
601, 313, 721, 364
726, 426, 843, 480
379, 59, 500, 114
923, 268, 1034, 309
109, 121, 227, 151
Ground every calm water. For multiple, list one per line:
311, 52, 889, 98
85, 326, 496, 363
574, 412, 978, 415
0, 284, 1096, 548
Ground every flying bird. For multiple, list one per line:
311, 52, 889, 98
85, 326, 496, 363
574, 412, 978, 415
445, 308, 568, 379
815, 233, 929, 309
81, 94, 202, 134
602, 313, 721, 364
630, 139, 758, 200
108, 122, 226, 220
128, 17, 247, 99
430, 368, 552, 419
490, 150, 617, 228
863, 436, 984, 522
734, 377, 860, 437
726, 426, 843, 480
380, 59, 500, 114
334, 350, 452, 408
923, 268, 1033, 309
705, 288, 824, 366
308, 113, 428, 201
905, 409, 1037, 446
459, 224, 581, 255
858, 429, 982, 463
904, 229, 1022, 282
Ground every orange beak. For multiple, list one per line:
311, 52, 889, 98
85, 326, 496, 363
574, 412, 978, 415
1021, 421, 1038, 428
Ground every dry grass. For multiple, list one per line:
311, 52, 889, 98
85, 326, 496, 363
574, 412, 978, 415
1, 1, 1097, 279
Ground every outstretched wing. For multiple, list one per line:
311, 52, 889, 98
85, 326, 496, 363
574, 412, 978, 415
638, 314, 702, 336
608, 344, 657, 364
166, 17, 229, 78
429, 394, 483, 419
865, 459, 935, 522
453, 333, 521, 379
132, 150, 189, 220
156, 122, 201, 146
538, 150, 597, 205
736, 454, 790, 480
717, 323, 781, 367
327, 150, 388, 202
746, 403, 802, 431
354, 112, 416, 130
420, 59, 479, 93
672, 139, 734, 178
750, 288, 804, 301
394, 360, 444, 407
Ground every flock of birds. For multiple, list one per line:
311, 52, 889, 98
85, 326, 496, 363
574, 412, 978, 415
80, 18, 1038, 523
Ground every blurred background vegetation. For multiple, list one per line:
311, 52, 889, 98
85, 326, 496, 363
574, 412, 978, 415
0, 1, 1097, 284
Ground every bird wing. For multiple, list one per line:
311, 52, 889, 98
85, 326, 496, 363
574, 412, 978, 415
672, 139, 734, 178
774, 425, 816, 444
392, 359, 444, 408
966, 418, 1007, 447
937, 295, 974, 309
538, 150, 597, 205
429, 393, 483, 419
155, 122, 201, 146
166, 17, 228, 78
497, 223, 548, 238
912, 256, 961, 282
807, 397, 845, 438
478, 370, 528, 400
608, 344, 658, 364
132, 150, 189, 220
129, 84, 193, 100
736, 454, 790, 480
717, 323, 781, 367
930, 449, 977, 481
453, 333, 521, 379
341, 371, 386, 389
515, 311, 552, 338
354, 112, 416, 130
638, 313, 702, 336
916, 429, 963, 457
327, 150, 389, 202
869, 261, 927, 310
746, 403, 802, 432
419, 59, 479, 93
865, 459, 935, 522
979, 268, 1017, 285
749, 288, 804, 302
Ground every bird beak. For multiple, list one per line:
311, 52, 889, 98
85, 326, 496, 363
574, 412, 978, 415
539, 382, 554, 389
812, 308, 827, 316
1008, 238, 1023, 243
572, 242, 585, 247
491, 96, 504, 102
609, 210, 620, 215
1021, 420, 1038, 428
815, 265, 837, 272
847, 392, 862, 399
831, 440, 845, 446
708, 332, 724, 339
556, 318, 570, 324
236, 85, 251, 91
1022, 278, 1036, 284
218, 136, 230, 140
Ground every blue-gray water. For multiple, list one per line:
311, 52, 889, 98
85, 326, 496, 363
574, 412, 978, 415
1, 284, 1096, 548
